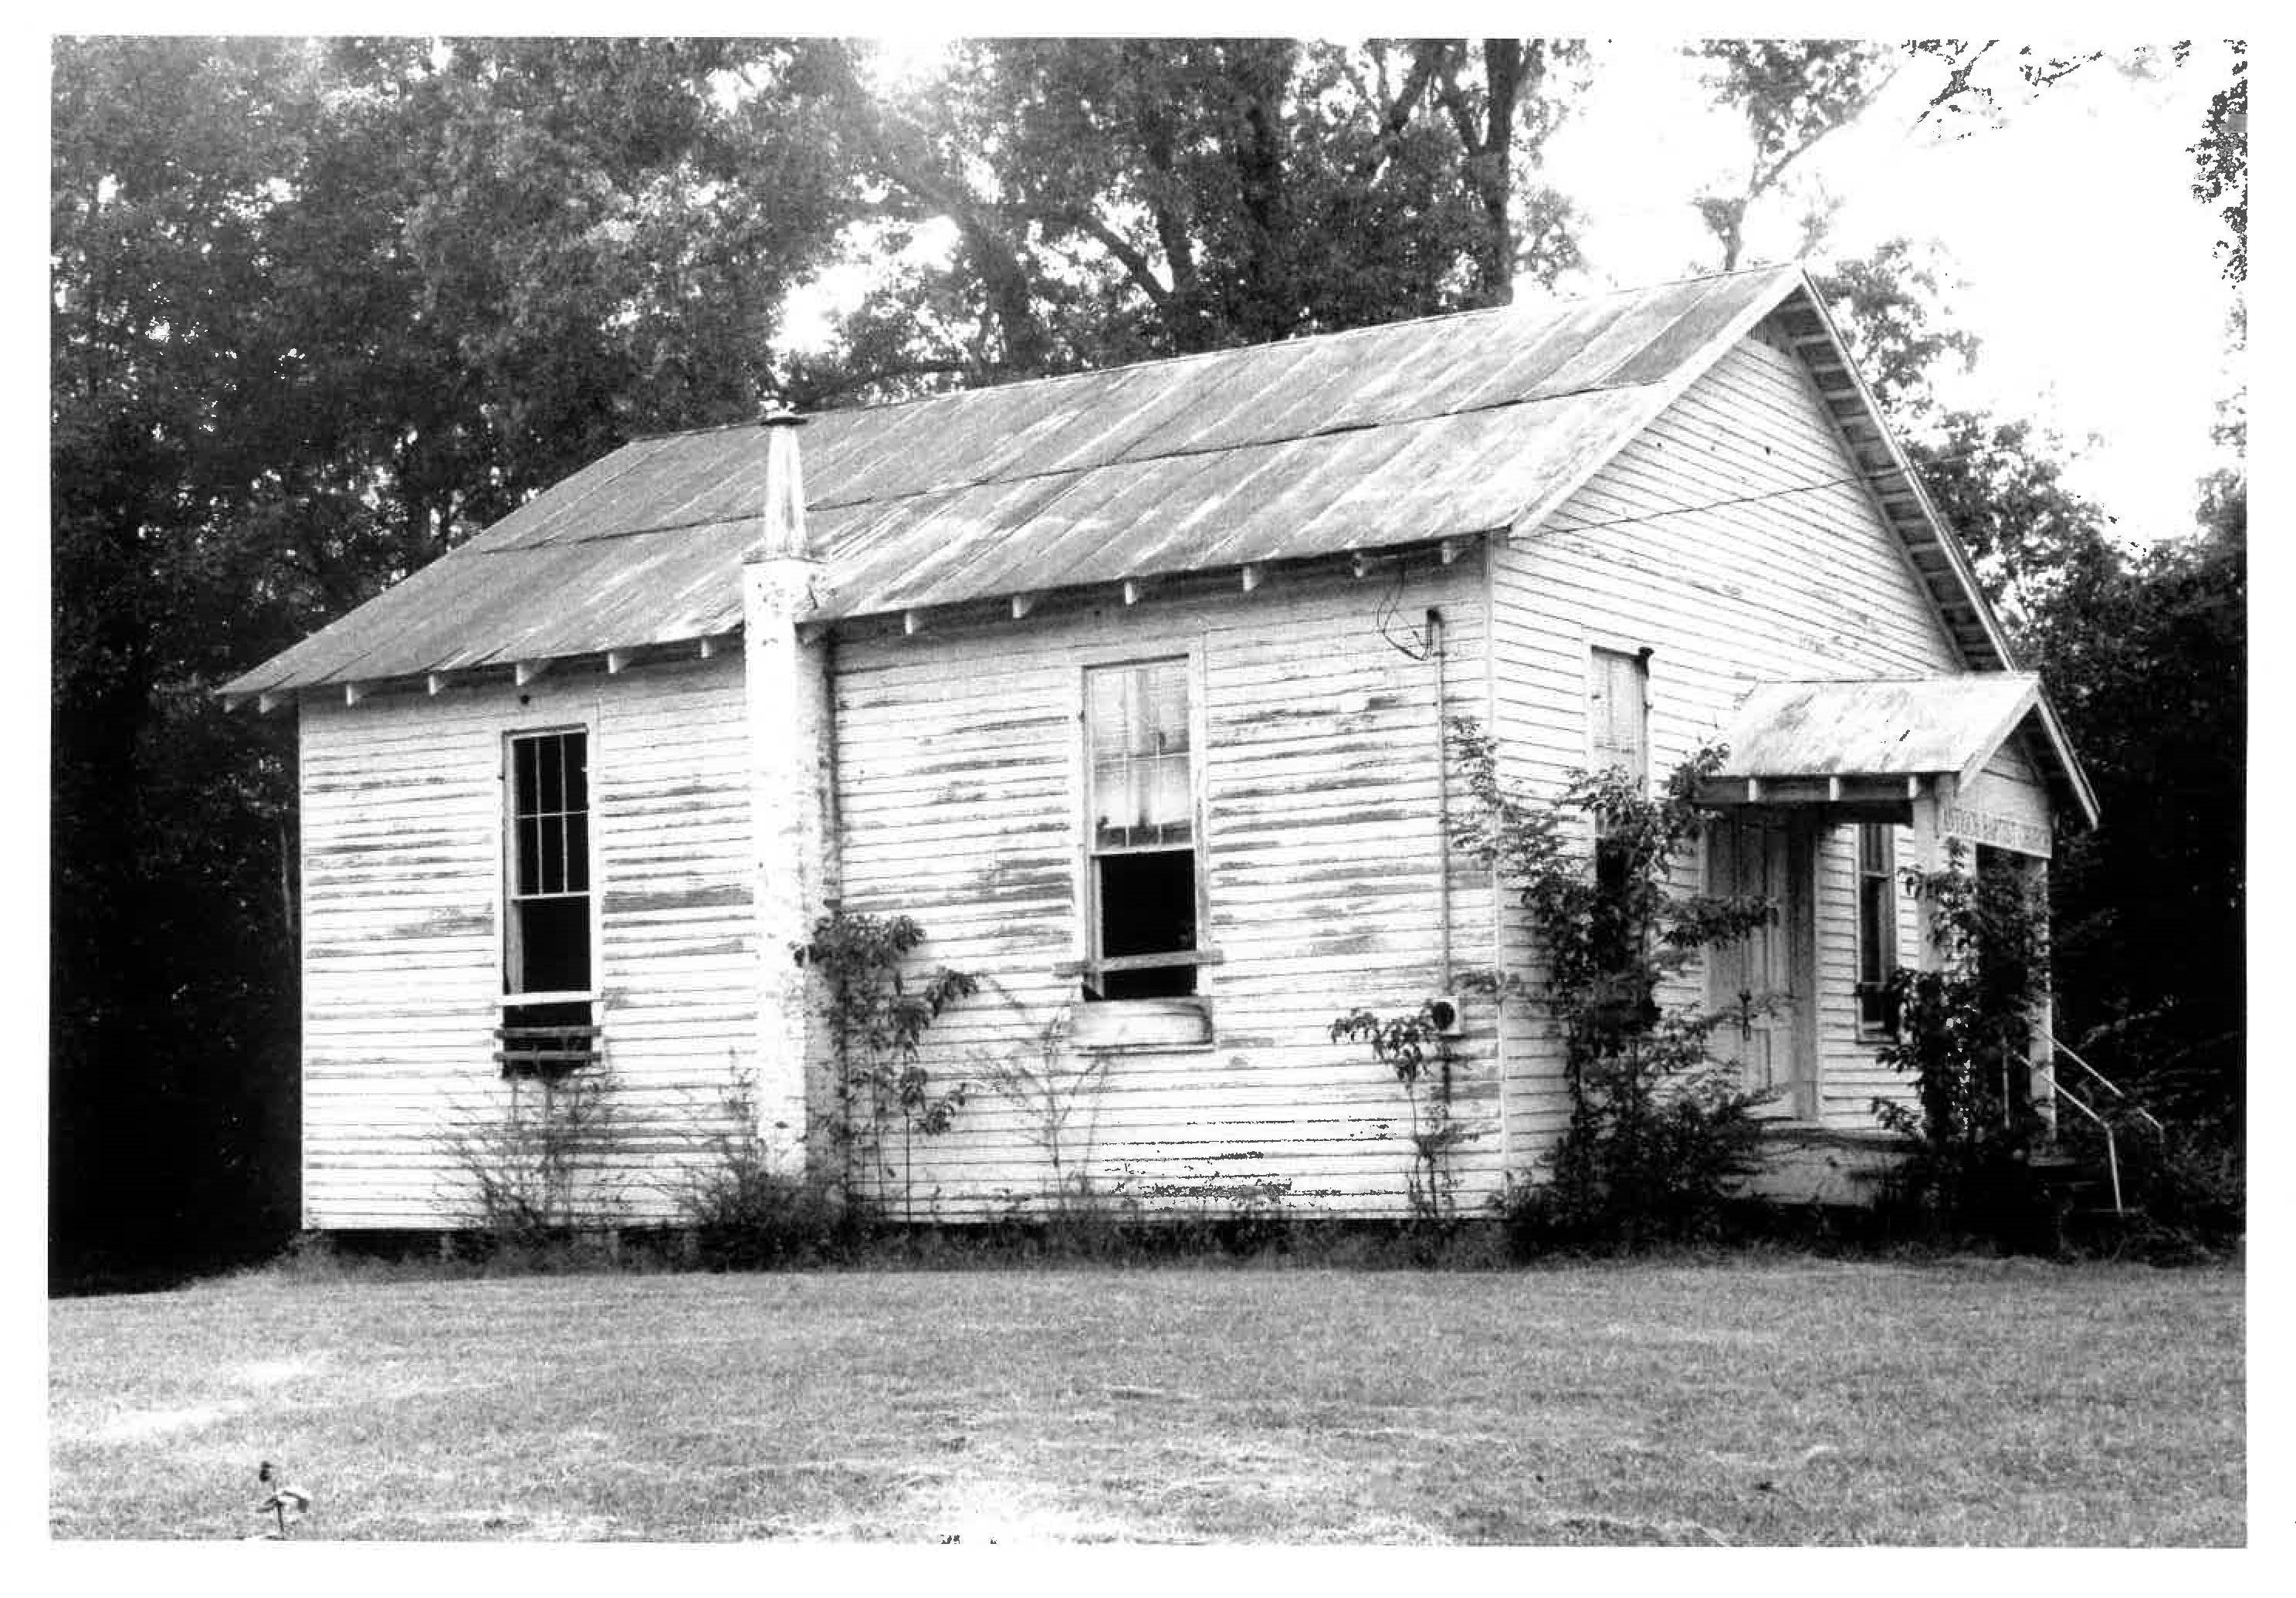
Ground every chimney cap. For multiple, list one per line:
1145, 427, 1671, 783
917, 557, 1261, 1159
757, 401, 807, 428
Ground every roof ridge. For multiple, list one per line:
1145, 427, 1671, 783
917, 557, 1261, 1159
619, 264, 1803, 442
222, 264, 1854, 700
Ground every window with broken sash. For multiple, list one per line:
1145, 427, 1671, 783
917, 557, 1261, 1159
1085, 658, 1202, 1000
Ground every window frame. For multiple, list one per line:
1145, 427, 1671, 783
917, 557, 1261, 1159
501, 723, 601, 1006
1069, 647, 1217, 1000
1586, 646, 1651, 950
1585, 643, 1651, 794
1854, 821, 1898, 1041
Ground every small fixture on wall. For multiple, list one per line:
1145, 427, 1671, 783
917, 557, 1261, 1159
1425, 994, 1465, 1038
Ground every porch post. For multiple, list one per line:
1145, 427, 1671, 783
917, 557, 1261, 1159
2027, 857, 2057, 1133
1909, 778, 1946, 973
744, 408, 835, 1170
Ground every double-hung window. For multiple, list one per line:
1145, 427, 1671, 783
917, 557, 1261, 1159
1854, 822, 1897, 1038
1084, 658, 1200, 1000
502, 729, 596, 1073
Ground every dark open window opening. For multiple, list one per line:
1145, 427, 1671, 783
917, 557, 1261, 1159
1855, 822, 1898, 1038
504, 730, 595, 1074
1095, 848, 1198, 999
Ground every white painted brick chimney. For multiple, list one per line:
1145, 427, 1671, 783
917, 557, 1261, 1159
743, 405, 835, 1173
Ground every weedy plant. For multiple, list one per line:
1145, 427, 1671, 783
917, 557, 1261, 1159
1448, 720, 1777, 1252
797, 909, 977, 1221
1329, 1003, 1469, 1234
678, 1057, 843, 1267
968, 979, 1116, 1226
439, 1066, 632, 1254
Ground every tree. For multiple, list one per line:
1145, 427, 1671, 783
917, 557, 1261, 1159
1815, 238, 1982, 414
49, 36, 853, 1280
2037, 464, 2244, 1133
1904, 40, 2102, 134
52, 38, 329, 1279
790, 38, 1586, 405
1906, 38, 2243, 292
1817, 242, 2245, 1139
2180, 39, 2246, 286
1689, 40, 1895, 270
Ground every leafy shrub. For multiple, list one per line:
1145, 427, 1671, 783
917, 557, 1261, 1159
2088, 1125, 2244, 1261
1871, 848, 2063, 1248
678, 1062, 850, 1268
1498, 1038, 1770, 1254
1449, 721, 1775, 1254
797, 909, 977, 1219
682, 1160, 842, 1269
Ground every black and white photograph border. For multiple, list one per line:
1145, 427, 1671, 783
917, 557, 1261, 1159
29, 4, 2267, 1562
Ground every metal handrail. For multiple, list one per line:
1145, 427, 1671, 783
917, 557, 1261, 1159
2047, 1033, 2166, 1139
2050, 1079, 2124, 1216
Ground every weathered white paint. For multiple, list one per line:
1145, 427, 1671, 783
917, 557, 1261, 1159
1488, 327, 1971, 1157
299, 654, 753, 1228
742, 555, 834, 1169
828, 557, 1495, 1218
293, 320, 2051, 1227
1945, 736, 2053, 858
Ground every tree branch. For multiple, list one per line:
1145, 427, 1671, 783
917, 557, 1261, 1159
1052, 208, 1171, 310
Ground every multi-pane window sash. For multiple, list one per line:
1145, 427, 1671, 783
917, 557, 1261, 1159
1855, 822, 1897, 1037
506, 730, 591, 997
1089, 660, 1193, 851
513, 732, 589, 897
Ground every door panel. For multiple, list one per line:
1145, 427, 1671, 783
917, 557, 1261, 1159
1708, 814, 1814, 1114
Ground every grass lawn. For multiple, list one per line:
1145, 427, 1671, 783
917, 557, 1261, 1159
49, 1257, 2243, 1544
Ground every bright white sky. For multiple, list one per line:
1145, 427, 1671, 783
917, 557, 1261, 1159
804, 36, 2242, 546
1535, 39, 2241, 543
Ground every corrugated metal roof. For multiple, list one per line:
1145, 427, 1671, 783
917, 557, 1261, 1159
1715, 676, 2043, 779
225, 263, 1966, 699
1712, 675, 2098, 828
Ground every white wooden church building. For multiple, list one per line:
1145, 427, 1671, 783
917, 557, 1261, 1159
223, 263, 2095, 1229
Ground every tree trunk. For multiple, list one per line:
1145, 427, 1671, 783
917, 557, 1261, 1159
1222, 42, 1299, 344
957, 212, 1055, 376
1467, 40, 1521, 307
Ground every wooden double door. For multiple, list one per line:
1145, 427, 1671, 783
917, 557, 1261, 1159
1705, 811, 1818, 1119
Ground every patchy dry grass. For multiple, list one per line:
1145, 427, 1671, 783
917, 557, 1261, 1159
49, 1258, 2242, 1543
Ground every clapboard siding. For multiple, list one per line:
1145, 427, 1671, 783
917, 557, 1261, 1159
831, 556, 1497, 1218
289, 322, 2013, 1227
1812, 820, 1927, 1119
1489, 330, 1962, 1160
300, 655, 753, 1228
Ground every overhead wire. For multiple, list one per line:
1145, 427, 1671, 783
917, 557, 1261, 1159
1541, 441, 2014, 537
1357, 438, 2034, 665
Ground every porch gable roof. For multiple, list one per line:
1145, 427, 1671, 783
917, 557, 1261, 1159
1705, 675, 2098, 829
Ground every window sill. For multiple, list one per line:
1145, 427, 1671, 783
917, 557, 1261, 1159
1051, 947, 1224, 981
1070, 996, 1215, 1053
